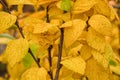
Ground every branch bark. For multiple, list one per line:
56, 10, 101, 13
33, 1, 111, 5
54, 28, 64, 80
48, 45, 53, 80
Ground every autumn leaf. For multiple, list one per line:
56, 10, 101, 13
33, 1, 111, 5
22, 41, 39, 68
110, 65, 120, 76
89, 15, 112, 36
85, 58, 110, 80
6, 0, 37, 5
37, 0, 58, 5
61, 19, 86, 48
3, 39, 29, 67
80, 45, 92, 61
72, 0, 97, 14
92, 50, 109, 68
93, 0, 111, 18
21, 67, 48, 80
0, 11, 16, 32
61, 56, 86, 74
87, 27, 106, 53
57, 0, 71, 12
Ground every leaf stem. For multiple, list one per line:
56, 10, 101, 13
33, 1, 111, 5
54, 28, 64, 80
0, 0, 41, 68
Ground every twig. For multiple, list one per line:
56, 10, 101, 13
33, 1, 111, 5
0, 0, 10, 13
54, 28, 64, 80
48, 45, 53, 80
46, 5, 50, 23
0, 0, 40, 68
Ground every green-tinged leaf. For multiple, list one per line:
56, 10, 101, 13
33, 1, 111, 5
92, 44, 114, 68
22, 53, 34, 68
61, 56, 86, 74
61, 0, 71, 11
0, 11, 16, 32
109, 60, 117, 66
57, 0, 71, 12
0, 33, 15, 39
22, 42, 39, 68
3, 39, 29, 67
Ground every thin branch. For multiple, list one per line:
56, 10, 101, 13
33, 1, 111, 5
48, 45, 53, 80
45, 5, 53, 79
46, 5, 50, 23
54, 28, 64, 80
28, 49, 40, 67
0, 0, 10, 13
0, 0, 40, 68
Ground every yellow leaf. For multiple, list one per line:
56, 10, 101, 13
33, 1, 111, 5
89, 15, 112, 36
93, 0, 111, 18
22, 17, 60, 48
72, 0, 97, 14
92, 50, 109, 68
0, 11, 16, 32
6, 0, 37, 5
37, 0, 58, 5
80, 45, 92, 61
21, 67, 48, 80
3, 39, 29, 67
110, 65, 120, 76
68, 44, 83, 57
7, 62, 25, 79
63, 19, 86, 48
87, 27, 106, 53
85, 58, 110, 80
61, 56, 86, 74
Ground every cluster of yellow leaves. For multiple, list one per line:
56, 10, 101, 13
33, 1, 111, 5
0, 0, 120, 80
